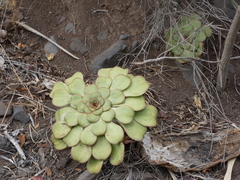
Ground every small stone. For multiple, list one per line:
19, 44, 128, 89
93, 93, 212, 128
13, 106, 30, 123
70, 38, 89, 55
56, 157, 72, 169
44, 36, 59, 55
65, 23, 75, 33
0, 136, 12, 151
0, 101, 12, 116
58, 16, 66, 24
91, 40, 127, 73
119, 34, 130, 40
131, 40, 138, 52
97, 29, 109, 41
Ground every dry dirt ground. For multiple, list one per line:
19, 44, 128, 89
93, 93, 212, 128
0, 0, 240, 180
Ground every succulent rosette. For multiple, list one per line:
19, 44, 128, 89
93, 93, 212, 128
50, 67, 157, 173
165, 15, 212, 63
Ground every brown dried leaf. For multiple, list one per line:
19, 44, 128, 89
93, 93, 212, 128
18, 133, 26, 147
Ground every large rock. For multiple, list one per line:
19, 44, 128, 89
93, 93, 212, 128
91, 40, 127, 74
13, 106, 30, 123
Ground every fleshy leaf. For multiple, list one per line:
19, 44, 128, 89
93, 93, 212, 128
84, 84, 97, 94
80, 125, 97, 145
92, 118, 107, 136
109, 67, 128, 79
196, 31, 206, 42
92, 136, 112, 160
101, 109, 115, 122
71, 142, 91, 163
123, 76, 149, 97
65, 111, 81, 126
58, 107, 76, 121
120, 120, 147, 141
78, 113, 90, 127
112, 106, 134, 124
134, 105, 157, 127
96, 76, 112, 88
52, 121, 71, 139
76, 101, 85, 113
65, 72, 83, 85
50, 82, 69, 98
110, 74, 131, 90
87, 157, 103, 174
70, 95, 82, 109
51, 134, 67, 150
68, 78, 85, 96
105, 122, 124, 144
98, 87, 110, 99
102, 99, 112, 111
110, 142, 125, 166
52, 90, 72, 107
63, 125, 83, 147
98, 68, 112, 77
122, 96, 146, 111
87, 113, 100, 123
108, 89, 125, 105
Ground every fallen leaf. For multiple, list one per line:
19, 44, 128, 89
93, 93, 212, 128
193, 95, 202, 109
46, 167, 52, 176
18, 42, 27, 48
18, 133, 26, 147
37, 143, 48, 148
47, 53, 55, 60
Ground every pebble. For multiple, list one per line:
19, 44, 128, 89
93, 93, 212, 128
91, 40, 127, 73
58, 16, 66, 24
0, 136, 12, 151
97, 29, 109, 41
65, 23, 75, 33
70, 38, 89, 55
119, 34, 130, 40
0, 101, 12, 116
44, 36, 59, 55
13, 106, 30, 123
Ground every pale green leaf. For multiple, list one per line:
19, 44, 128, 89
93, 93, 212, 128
65, 72, 83, 85
123, 76, 149, 97
52, 121, 71, 139
87, 157, 103, 174
110, 74, 131, 90
134, 105, 157, 127
105, 123, 124, 144
80, 125, 97, 145
98, 68, 112, 77
110, 142, 125, 165
109, 67, 128, 79
92, 136, 112, 160
68, 78, 85, 96
96, 76, 112, 88
108, 89, 125, 105
71, 142, 91, 163
122, 96, 146, 111
112, 106, 134, 124
65, 111, 81, 126
63, 125, 83, 147
78, 113, 90, 127
51, 134, 67, 150
50, 82, 69, 98
52, 90, 72, 107
101, 109, 115, 122
84, 84, 97, 94
70, 95, 82, 109
120, 120, 147, 141
91, 119, 107, 136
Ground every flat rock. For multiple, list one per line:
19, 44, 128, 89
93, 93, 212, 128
0, 101, 12, 116
44, 36, 59, 55
97, 29, 109, 41
91, 40, 127, 73
0, 136, 12, 151
70, 37, 89, 55
142, 129, 240, 172
13, 106, 30, 123
65, 22, 75, 33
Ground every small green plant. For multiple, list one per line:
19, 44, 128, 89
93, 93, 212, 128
165, 15, 212, 63
50, 67, 157, 173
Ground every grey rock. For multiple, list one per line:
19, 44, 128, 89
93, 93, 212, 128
0, 136, 12, 151
119, 34, 130, 40
65, 22, 75, 33
58, 16, 66, 24
0, 101, 12, 116
56, 157, 72, 169
44, 36, 59, 55
13, 106, 30, 123
91, 40, 127, 73
70, 38, 89, 55
131, 40, 138, 52
97, 29, 109, 41
0, 168, 5, 174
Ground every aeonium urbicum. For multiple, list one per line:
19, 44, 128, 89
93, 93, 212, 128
50, 67, 157, 173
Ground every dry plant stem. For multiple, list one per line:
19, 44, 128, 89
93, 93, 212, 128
14, 21, 80, 60
216, 4, 240, 92
3, 130, 26, 160
224, 157, 237, 180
